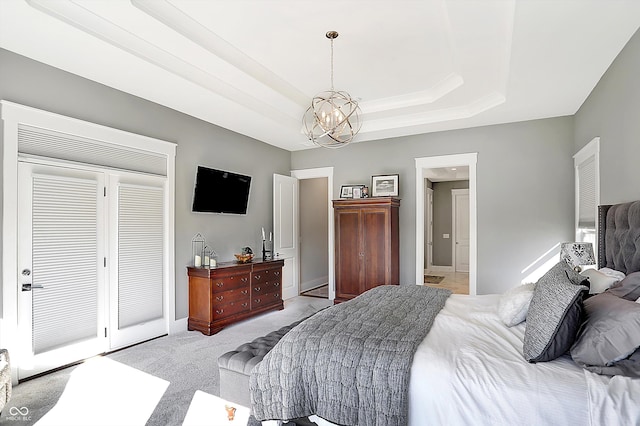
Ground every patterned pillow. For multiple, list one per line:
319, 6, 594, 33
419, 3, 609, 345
523, 261, 588, 363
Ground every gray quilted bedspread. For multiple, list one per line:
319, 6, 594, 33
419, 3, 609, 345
249, 285, 451, 426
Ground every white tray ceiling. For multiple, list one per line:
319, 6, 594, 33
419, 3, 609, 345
1, 0, 639, 151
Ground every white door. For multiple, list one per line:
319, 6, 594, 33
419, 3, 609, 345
453, 189, 470, 273
273, 174, 299, 300
17, 162, 107, 379
107, 173, 167, 349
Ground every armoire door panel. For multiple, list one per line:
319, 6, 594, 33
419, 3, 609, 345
362, 209, 388, 290
335, 209, 362, 300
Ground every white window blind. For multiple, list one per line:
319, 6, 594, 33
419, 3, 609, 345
32, 175, 98, 354
577, 155, 596, 228
118, 184, 164, 329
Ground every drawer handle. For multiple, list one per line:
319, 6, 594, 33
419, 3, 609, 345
254, 298, 261, 303
241, 302, 248, 308
215, 309, 224, 315
273, 293, 279, 298
254, 286, 261, 292
241, 289, 248, 295
215, 282, 224, 288
216, 295, 224, 302
274, 271, 280, 276
241, 277, 248, 283
274, 282, 280, 287
254, 275, 261, 280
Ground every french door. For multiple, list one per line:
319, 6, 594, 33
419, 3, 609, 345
17, 162, 166, 379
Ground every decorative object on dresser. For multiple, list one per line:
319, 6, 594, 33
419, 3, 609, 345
371, 174, 399, 197
560, 241, 596, 272
187, 259, 284, 335
192, 233, 206, 267
333, 197, 400, 303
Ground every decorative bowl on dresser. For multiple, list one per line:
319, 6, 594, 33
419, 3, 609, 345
187, 258, 284, 335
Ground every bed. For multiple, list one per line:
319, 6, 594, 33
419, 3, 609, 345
248, 200, 640, 425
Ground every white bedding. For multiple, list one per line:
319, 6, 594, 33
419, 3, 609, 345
409, 294, 640, 426
266, 293, 640, 426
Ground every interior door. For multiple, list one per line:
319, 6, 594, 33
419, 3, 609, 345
453, 189, 470, 273
426, 187, 434, 271
273, 174, 299, 300
17, 162, 107, 379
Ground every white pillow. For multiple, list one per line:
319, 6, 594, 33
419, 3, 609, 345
498, 283, 536, 327
598, 267, 626, 281
580, 269, 620, 294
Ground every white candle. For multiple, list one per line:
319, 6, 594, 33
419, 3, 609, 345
262, 227, 265, 241
211, 258, 217, 267
204, 255, 210, 266
194, 255, 202, 267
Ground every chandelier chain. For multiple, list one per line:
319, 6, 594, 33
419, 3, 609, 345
330, 37, 334, 91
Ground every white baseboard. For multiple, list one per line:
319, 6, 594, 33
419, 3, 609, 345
169, 317, 188, 335
426, 265, 454, 273
300, 276, 329, 292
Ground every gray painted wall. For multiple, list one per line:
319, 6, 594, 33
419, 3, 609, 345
432, 180, 469, 266
292, 117, 576, 294
574, 28, 640, 204
0, 48, 291, 320
299, 178, 329, 291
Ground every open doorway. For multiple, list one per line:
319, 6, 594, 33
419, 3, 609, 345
291, 167, 335, 301
416, 154, 477, 295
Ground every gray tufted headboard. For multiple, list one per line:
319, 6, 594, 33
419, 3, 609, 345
598, 201, 640, 274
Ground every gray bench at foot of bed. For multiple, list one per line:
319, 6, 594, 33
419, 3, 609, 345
217, 317, 308, 407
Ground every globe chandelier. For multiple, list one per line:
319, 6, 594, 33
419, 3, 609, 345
303, 31, 362, 148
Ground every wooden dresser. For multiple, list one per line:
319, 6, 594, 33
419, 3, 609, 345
333, 197, 400, 303
187, 258, 284, 335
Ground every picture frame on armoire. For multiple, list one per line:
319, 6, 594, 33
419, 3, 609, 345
371, 174, 399, 197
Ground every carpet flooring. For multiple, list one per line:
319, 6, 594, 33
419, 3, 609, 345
424, 275, 445, 284
0, 296, 332, 426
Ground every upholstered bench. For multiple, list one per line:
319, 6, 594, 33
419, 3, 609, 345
218, 317, 307, 407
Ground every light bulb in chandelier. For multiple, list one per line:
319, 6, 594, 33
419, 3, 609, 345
302, 31, 362, 148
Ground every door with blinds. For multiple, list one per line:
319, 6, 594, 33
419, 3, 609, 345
108, 173, 166, 349
18, 162, 107, 379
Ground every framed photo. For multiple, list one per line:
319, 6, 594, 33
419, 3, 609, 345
371, 174, 399, 197
340, 185, 353, 198
340, 184, 366, 199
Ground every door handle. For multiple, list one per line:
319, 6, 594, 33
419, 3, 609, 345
22, 283, 44, 291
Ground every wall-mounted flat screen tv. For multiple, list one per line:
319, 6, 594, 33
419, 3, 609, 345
192, 166, 252, 214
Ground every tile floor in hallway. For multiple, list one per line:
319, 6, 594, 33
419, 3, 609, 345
424, 271, 469, 294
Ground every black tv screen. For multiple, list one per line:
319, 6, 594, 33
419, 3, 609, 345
192, 166, 251, 214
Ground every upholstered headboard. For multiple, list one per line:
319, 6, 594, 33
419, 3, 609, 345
598, 201, 640, 274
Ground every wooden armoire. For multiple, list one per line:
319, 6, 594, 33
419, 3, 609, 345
333, 197, 400, 303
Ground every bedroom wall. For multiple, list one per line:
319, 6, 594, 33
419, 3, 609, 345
0, 48, 291, 321
292, 117, 576, 294
432, 180, 470, 267
574, 28, 640, 204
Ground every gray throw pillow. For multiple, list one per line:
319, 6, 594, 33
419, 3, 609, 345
570, 292, 640, 377
607, 271, 640, 301
523, 261, 588, 363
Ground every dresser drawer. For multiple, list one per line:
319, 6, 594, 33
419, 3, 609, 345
252, 268, 281, 285
213, 299, 250, 320
211, 287, 249, 304
252, 291, 281, 309
252, 281, 281, 296
211, 273, 250, 293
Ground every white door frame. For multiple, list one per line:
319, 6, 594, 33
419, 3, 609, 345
1, 101, 176, 383
291, 167, 335, 301
451, 188, 470, 273
416, 154, 477, 295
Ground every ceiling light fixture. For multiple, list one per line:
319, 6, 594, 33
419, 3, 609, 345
303, 31, 362, 148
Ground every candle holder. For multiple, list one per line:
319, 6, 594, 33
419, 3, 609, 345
192, 233, 205, 267
262, 240, 272, 260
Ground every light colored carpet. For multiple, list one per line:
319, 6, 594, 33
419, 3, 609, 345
0, 296, 332, 426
